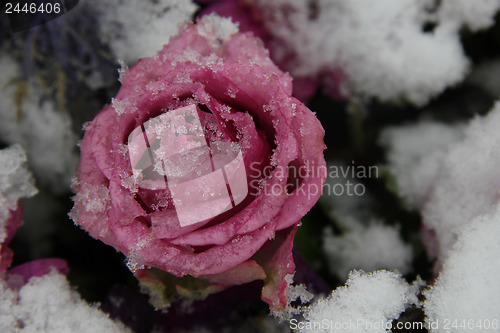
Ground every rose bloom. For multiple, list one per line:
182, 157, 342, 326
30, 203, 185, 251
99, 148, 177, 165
70, 15, 326, 310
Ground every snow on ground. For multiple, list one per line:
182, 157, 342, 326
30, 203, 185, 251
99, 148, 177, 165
382, 100, 500, 329
424, 205, 500, 332
0, 271, 131, 332
320, 162, 413, 279
380, 121, 465, 209
0, 145, 37, 243
382, 101, 500, 262
0, 54, 79, 193
299, 270, 421, 333
88, 0, 198, 63
254, 0, 500, 105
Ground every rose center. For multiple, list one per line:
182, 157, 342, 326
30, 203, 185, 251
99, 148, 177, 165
127, 104, 249, 227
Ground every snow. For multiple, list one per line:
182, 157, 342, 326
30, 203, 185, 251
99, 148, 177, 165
255, 0, 500, 105
0, 271, 131, 332
88, 0, 198, 63
438, 0, 500, 31
382, 101, 500, 330
324, 223, 413, 280
423, 205, 500, 332
299, 270, 421, 333
320, 162, 413, 279
197, 13, 239, 42
382, 101, 500, 262
0, 145, 37, 242
0, 54, 79, 193
380, 121, 465, 209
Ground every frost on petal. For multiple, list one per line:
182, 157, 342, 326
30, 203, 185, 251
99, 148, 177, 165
69, 183, 115, 245
89, 0, 198, 63
0, 272, 131, 332
0, 54, 79, 193
424, 206, 500, 332
300, 270, 421, 333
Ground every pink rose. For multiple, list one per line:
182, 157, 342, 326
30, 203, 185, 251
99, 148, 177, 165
70, 17, 326, 310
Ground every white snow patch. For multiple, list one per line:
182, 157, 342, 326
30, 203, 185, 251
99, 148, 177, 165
380, 121, 465, 208
324, 223, 413, 280
438, 0, 500, 32
197, 13, 239, 42
299, 270, 421, 333
0, 54, 79, 193
319, 161, 412, 279
424, 205, 500, 332
0, 272, 131, 332
386, 102, 500, 262
254, 0, 500, 105
0, 145, 37, 243
89, 0, 198, 63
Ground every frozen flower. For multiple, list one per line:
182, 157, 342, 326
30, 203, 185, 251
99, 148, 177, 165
70, 15, 326, 311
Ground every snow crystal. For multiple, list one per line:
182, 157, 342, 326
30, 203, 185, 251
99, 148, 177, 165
112, 97, 137, 116
424, 205, 500, 332
117, 59, 129, 84
89, 0, 198, 63
0, 54, 79, 193
300, 270, 421, 333
0, 271, 131, 332
272, 274, 315, 321
255, 0, 500, 105
0, 145, 37, 242
69, 183, 111, 230
382, 101, 500, 262
197, 13, 239, 42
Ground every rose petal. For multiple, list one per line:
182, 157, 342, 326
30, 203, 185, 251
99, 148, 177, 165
200, 260, 266, 286
8, 258, 69, 285
255, 224, 298, 311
